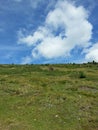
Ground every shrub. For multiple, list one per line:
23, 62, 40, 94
79, 71, 86, 78
49, 66, 54, 71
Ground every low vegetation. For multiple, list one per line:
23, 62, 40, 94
0, 63, 98, 130
79, 71, 86, 78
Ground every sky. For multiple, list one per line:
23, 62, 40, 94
0, 0, 98, 64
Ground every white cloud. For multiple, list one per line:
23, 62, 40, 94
18, 27, 50, 46
19, 35, 36, 46
32, 36, 70, 59
18, 0, 93, 60
21, 56, 32, 64
85, 43, 98, 62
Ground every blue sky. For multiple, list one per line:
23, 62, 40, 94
0, 0, 98, 64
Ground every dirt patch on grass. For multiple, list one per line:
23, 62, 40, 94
79, 86, 98, 92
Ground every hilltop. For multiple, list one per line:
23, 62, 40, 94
0, 63, 98, 130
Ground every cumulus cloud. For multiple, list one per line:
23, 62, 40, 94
18, 0, 93, 60
18, 27, 48, 46
85, 43, 98, 62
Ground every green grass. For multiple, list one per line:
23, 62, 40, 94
0, 64, 98, 130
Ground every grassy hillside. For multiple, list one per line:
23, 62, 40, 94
0, 64, 98, 130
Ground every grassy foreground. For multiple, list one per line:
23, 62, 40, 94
0, 64, 98, 130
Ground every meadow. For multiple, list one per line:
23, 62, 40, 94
0, 63, 98, 130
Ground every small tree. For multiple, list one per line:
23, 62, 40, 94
92, 60, 96, 64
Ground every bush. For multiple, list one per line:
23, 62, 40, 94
79, 71, 86, 78
49, 66, 54, 71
